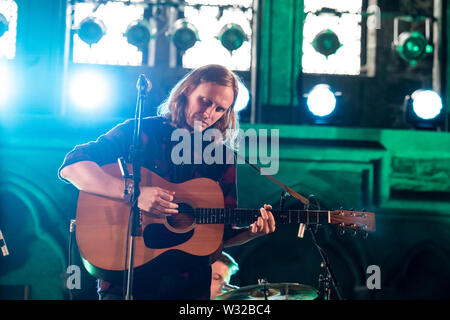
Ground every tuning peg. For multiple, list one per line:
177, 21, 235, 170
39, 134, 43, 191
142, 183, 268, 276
362, 232, 369, 239
350, 229, 357, 237
339, 228, 345, 236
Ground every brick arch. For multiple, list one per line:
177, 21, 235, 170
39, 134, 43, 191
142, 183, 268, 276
0, 170, 68, 299
384, 239, 450, 299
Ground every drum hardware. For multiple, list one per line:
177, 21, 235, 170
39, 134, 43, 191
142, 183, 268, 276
219, 282, 240, 292
256, 279, 273, 300
214, 282, 319, 300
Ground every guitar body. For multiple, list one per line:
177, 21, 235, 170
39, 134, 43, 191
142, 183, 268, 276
75, 163, 225, 281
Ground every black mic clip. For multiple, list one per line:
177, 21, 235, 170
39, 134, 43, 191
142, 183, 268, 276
118, 157, 133, 203
279, 191, 290, 211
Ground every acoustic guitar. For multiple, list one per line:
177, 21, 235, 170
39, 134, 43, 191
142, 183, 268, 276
75, 163, 375, 282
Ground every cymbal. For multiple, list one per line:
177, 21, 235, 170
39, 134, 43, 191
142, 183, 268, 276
214, 282, 319, 300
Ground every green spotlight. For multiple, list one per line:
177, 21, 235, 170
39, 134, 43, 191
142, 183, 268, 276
404, 89, 444, 129
306, 84, 337, 117
217, 23, 247, 53
77, 17, 106, 46
397, 31, 433, 66
171, 19, 199, 51
0, 13, 9, 38
124, 19, 155, 50
312, 29, 342, 57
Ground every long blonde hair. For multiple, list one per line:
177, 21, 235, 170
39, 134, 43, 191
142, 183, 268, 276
158, 64, 240, 144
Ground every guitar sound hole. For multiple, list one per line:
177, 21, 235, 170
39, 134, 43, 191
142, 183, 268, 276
143, 203, 196, 249
143, 225, 194, 249
166, 203, 195, 230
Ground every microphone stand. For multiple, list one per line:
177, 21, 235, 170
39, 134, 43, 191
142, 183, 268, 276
124, 74, 149, 300
305, 197, 343, 300
309, 227, 342, 300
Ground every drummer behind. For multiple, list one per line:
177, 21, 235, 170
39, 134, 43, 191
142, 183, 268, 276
211, 252, 239, 300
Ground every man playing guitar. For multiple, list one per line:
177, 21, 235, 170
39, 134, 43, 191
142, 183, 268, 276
59, 64, 276, 300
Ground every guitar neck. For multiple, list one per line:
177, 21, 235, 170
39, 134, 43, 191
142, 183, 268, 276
194, 208, 329, 226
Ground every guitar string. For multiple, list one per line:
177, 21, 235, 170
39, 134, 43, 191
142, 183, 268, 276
159, 208, 331, 224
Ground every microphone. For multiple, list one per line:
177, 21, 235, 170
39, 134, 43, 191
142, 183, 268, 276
219, 282, 240, 292
0, 229, 9, 256
136, 74, 151, 93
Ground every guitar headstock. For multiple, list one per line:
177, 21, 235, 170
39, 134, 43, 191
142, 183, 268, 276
329, 210, 376, 232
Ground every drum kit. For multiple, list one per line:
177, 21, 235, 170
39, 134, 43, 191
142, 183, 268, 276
215, 280, 319, 301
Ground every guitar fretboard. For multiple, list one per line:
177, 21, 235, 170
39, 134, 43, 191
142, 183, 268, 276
194, 208, 330, 226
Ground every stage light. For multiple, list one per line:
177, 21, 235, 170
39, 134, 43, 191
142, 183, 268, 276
312, 29, 342, 57
124, 19, 155, 50
217, 23, 247, 53
412, 90, 442, 120
69, 71, 111, 111
306, 84, 337, 117
396, 32, 433, 66
77, 17, 106, 46
0, 13, 8, 38
404, 89, 444, 129
234, 81, 250, 113
170, 19, 199, 51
